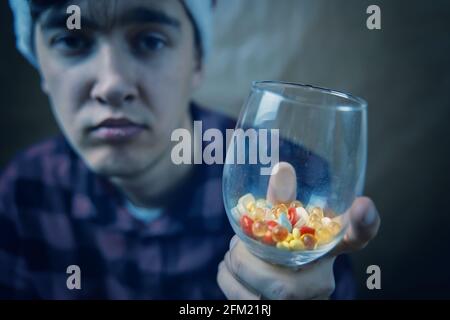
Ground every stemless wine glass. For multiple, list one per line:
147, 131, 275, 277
222, 81, 367, 267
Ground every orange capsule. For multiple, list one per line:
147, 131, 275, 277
271, 225, 289, 242
262, 230, 276, 246
251, 220, 268, 238
301, 234, 317, 250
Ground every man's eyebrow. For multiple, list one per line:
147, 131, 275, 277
39, 7, 181, 31
120, 7, 181, 29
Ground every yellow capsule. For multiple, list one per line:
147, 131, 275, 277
239, 193, 254, 204
276, 241, 290, 250
316, 228, 333, 245
264, 209, 276, 221
289, 200, 304, 208
270, 207, 277, 217
246, 202, 256, 213
292, 227, 301, 239
238, 193, 255, 212
311, 207, 324, 218
275, 204, 288, 217
285, 233, 294, 242
328, 221, 341, 235
309, 213, 322, 224
289, 239, 304, 251
309, 221, 322, 230
252, 207, 265, 221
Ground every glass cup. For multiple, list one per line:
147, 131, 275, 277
223, 81, 367, 267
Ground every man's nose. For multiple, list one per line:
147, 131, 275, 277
90, 46, 139, 107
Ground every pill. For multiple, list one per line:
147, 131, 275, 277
272, 225, 289, 242
288, 207, 298, 225
231, 206, 240, 221
292, 227, 301, 239
294, 207, 309, 227
240, 215, 254, 237
289, 239, 304, 250
277, 212, 292, 232
300, 226, 315, 236
289, 200, 304, 208
252, 220, 268, 238
276, 241, 290, 250
301, 234, 317, 250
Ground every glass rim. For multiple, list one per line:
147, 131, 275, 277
251, 80, 368, 111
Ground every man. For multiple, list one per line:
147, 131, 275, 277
1, 0, 380, 299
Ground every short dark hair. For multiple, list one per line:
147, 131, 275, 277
29, 0, 203, 61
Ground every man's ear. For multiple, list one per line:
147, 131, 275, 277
40, 73, 50, 94
34, 26, 50, 95
191, 60, 204, 90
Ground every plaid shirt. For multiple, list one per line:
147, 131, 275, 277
0, 104, 355, 299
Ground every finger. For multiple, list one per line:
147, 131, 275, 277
217, 261, 261, 300
266, 162, 297, 204
226, 239, 336, 300
331, 197, 381, 255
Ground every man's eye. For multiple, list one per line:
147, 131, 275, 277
51, 34, 92, 54
134, 33, 167, 53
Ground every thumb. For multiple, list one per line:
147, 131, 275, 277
266, 162, 297, 204
331, 196, 381, 255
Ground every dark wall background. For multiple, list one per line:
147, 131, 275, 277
1, 1, 59, 160
279, 0, 450, 299
1, 1, 449, 299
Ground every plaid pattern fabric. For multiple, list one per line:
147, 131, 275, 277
0, 104, 355, 299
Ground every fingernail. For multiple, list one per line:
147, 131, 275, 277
362, 207, 376, 226
229, 236, 238, 251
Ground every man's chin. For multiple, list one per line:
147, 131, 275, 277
84, 153, 152, 179
79, 142, 169, 180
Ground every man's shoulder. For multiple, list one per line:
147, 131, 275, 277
16, 135, 70, 159
0, 135, 77, 190
190, 103, 236, 131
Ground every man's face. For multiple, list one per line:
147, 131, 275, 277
35, 0, 201, 178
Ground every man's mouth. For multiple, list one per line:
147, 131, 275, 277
88, 117, 148, 142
